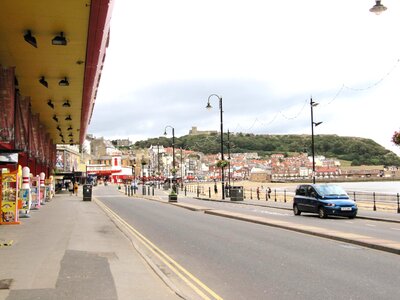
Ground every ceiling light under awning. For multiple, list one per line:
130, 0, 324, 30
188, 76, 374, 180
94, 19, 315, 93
52, 32, 67, 46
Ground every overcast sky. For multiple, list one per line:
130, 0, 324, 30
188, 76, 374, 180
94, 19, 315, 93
89, 0, 400, 155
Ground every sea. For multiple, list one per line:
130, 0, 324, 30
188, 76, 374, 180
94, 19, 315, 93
334, 181, 400, 194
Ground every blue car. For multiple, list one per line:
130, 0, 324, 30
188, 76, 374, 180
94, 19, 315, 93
293, 184, 357, 219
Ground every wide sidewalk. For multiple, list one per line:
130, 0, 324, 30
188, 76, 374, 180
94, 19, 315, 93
0, 191, 180, 300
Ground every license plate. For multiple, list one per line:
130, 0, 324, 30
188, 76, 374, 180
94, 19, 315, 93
341, 207, 352, 211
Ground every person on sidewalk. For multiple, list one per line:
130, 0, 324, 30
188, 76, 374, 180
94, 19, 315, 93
74, 182, 79, 196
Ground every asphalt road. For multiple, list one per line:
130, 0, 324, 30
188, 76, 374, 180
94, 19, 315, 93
178, 197, 400, 242
95, 185, 400, 300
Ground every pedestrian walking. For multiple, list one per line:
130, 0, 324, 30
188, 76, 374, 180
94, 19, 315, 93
267, 187, 272, 199
74, 182, 79, 196
214, 181, 218, 194
256, 187, 260, 200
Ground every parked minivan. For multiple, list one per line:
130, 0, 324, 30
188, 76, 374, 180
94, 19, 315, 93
293, 184, 357, 219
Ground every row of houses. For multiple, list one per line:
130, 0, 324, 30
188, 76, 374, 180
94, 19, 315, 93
54, 136, 400, 183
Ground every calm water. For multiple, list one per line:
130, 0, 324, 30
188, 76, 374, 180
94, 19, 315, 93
335, 181, 400, 194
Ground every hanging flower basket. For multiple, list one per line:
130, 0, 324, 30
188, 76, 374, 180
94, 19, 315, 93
216, 159, 229, 168
392, 131, 400, 146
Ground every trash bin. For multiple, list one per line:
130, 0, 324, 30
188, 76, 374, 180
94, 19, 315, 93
83, 184, 92, 201
230, 186, 244, 201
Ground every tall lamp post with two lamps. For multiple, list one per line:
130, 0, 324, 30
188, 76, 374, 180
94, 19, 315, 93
206, 94, 226, 200
164, 125, 177, 202
310, 97, 322, 184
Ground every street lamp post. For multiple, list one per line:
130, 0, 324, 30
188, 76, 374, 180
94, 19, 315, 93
227, 129, 231, 189
180, 147, 184, 190
164, 125, 177, 201
310, 97, 322, 184
206, 94, 225, 200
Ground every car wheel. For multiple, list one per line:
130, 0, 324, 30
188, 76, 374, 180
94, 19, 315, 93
293, 204, 301, 216
318, 206, 327, 219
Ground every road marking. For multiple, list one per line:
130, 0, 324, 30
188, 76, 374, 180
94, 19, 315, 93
95, 198, 222, 300
391, 228, 400, 231
365, 224, 376, 227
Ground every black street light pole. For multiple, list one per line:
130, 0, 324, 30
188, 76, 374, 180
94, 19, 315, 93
180, 147, 184, 190
206, 94, 225, 200
164, 125, 176, 194
310, 97, 322, 184
227, 129, 231, 189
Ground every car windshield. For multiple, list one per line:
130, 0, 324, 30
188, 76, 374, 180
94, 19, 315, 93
314, 185, 348, 197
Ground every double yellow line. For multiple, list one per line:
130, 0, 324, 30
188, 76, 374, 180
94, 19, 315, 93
95, 198, 223, 300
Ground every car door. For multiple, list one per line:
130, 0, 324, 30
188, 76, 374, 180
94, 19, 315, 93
306, 186, 319, 213
295, 185, 308, 211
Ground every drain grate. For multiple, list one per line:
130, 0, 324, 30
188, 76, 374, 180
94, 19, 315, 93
0, 239, 14, 247
0, 279, 13, 289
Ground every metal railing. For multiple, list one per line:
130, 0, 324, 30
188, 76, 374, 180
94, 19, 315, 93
184, 184, 400, 213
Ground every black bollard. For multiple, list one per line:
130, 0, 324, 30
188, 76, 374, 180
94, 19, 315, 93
373, 192, 376, 211
397, 193, 400, 214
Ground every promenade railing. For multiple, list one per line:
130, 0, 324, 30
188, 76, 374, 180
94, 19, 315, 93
184, 184, 400, 214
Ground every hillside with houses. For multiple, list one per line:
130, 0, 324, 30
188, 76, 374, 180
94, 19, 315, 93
71, 133, 400, 184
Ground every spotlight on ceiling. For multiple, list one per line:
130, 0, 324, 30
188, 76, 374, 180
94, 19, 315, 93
47, 99, 54, 109
67, 125, 73, 131
65, 115, 72, 121
24, 30, 37, 48
52, 32, 67, 46
62, 100, 71, 107
68, 133, 73, 137
62, 139, 65, 143
59, 133, 64, 138
59, 77, 69, 86
69, 139, 73, 143
57, 125, 61, 131
39, 76, 48, 88
53, 115, 59, 122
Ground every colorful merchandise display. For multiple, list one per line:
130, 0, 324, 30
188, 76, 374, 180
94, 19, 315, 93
0, 169, 21, 225
39, 172, 46, 205
45, 175, 54, 202
30, 175, 41, 210
19, 166, 31, 218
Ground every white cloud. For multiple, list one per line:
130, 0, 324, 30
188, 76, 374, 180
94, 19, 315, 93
91, 0, 400, 155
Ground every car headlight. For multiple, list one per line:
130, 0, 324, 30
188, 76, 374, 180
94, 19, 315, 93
325, 203, 335, 207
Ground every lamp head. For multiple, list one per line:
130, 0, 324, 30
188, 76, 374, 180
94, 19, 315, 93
24, 30, 37, 48
163, 130, 167, 136
206, 102, 212, 110
39, 76, 48, 88
47, 100, 54, 109
370, 1, 387, 15
59, 77, 69, 86
52, 32, 67, 45
314, 121, 323, 127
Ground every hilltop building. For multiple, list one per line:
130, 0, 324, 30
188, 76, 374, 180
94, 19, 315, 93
188, 126, 218, 136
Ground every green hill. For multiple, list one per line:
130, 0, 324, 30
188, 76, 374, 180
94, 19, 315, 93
130, 133, 400, 167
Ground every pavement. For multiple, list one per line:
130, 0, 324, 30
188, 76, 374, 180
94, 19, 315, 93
0, 190, 181, 300
1, 184, 400, 300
